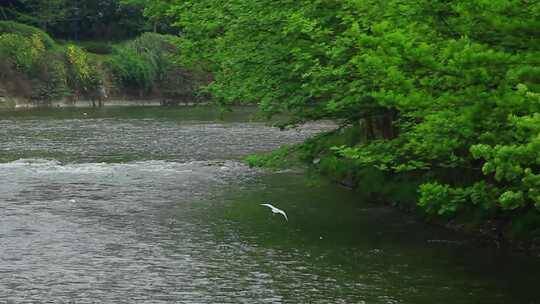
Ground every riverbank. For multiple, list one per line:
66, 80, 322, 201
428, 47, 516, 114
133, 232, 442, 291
245, 129, 540, 257
0, 94, 207, 109
0, 22, 208, 109
10, 98, 206, 109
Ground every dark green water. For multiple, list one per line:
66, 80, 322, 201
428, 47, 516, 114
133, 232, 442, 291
0, 107, 539, 303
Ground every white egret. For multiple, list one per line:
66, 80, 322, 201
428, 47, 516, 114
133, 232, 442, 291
260, 203, 288, 221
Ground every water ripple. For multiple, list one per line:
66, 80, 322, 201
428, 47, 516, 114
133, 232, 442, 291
0, 111, 538, 303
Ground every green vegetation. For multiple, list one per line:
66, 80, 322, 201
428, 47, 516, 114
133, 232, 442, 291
0, 32, 44, 72
245, 145, 300, 170
109, 33, 174, 91
64, 44, 103, 99
0, 22, 66, 102
171, 0, 540, 241
2, 0, 539, 243
0, 21, 204, 105
0, 21, 106, 103
106, 32, 206, 100
0, 20, 56, 48
1, 0, 162, 40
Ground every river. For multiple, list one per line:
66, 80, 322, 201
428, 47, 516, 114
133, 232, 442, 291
0, 106, 539, 304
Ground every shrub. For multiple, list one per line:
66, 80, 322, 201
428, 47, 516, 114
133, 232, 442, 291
0, 33, 45, 72
128, 33, 176, 78
108, 46, 157, 90
33, 53, 70, 102
107, 33, 178, 92
65, 45, 93, 86
0, 21, 56, 49
64, 44, 103, 98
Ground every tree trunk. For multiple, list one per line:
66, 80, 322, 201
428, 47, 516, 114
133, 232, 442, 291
0, 7, 7, 20
364, 117, 375, 140
381, 112, 394, 139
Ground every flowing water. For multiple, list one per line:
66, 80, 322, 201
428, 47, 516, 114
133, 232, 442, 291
0, 106, 539, 304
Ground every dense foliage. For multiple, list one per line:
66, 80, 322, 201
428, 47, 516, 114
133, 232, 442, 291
64, 44, 103, 98
169, 0, 540, 235
0, 32, 44, 72
120, 0, 175, 33
0, 24, 102, 103
0, 22, 203, 104
107, 32, 205, 99
0, 20, 55, 48
0, 0, 163, 40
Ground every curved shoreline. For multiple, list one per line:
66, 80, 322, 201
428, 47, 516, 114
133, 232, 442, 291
0, 97, 207, 109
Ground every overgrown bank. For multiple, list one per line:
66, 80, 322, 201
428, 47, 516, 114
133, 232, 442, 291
0, 21, 207, 108
246, 126, 540, 253
171, 0, 540, 253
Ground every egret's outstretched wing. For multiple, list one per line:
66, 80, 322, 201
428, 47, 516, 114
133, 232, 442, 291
260, 203, 288, 221
260, 203, 274, 209
276, 209, 288, 221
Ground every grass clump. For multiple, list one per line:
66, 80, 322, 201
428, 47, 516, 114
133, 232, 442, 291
245, 145, 302, 170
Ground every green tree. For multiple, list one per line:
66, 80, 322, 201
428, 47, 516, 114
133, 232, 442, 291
18, 0, 68, 31
2, 0, 148, 40
120, 0, 174, 33
172, 0, 540, 227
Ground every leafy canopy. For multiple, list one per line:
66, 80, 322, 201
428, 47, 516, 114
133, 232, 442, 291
172, 0, 540, 218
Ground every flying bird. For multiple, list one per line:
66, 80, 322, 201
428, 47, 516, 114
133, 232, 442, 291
260, 203, 288, 221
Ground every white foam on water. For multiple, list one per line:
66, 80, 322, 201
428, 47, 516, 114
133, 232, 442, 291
0, 158, 251, 175
0, 158, 258, 205
1, 158, 62, 167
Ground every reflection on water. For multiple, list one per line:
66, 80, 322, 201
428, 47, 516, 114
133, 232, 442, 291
0, 107, 539, 303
